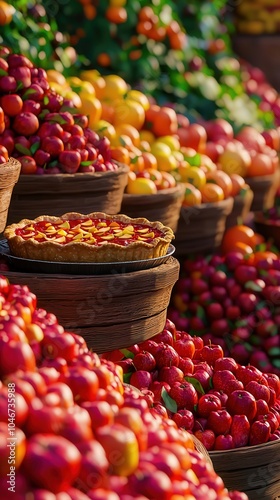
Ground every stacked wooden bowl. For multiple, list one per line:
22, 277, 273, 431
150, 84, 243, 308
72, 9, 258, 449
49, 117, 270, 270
2, 256, 180, 354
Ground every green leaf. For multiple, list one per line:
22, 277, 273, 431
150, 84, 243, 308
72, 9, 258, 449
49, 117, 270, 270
123, 373, 132, 384
244, 280, 263, 292
80, 161, 93, 167
185, 153, 201, 166
120, 348, 135, 359
161, 388, 177, 413
130, 155, 139, 164
272, 358, 280, 368
15, 144, 31, 156
267, 347, 280, 357
184, 376, 205, 395
30, 142, 40, 155
0, 69, 8, 76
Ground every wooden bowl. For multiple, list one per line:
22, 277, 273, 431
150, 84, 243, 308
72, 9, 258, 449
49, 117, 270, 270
7, 163, 129, 224
0, 158, 21, 233
120, 183, 185, 232
209, 439, 280, 500
1, 256, 180, 354
174, 197, 234, 258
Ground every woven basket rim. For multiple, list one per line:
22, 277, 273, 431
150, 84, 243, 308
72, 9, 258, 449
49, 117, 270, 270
0, 157, 21, 176
209, 438, 280, 456
14, 162, 129, 181
244, 173, 276, 181
181, 196, 234, 211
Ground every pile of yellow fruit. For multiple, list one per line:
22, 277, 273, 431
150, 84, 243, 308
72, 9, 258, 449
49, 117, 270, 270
46, 70, 279, 205
234, 0, 280, 34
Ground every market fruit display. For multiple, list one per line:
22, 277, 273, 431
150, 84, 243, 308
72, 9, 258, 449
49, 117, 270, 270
0, 46, 118, 175
103, 318, 280, 452
0, 276, 248, 498
168, 225, 280, 375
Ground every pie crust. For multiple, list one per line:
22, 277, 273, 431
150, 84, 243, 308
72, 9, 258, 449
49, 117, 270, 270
4, 212, 174, 263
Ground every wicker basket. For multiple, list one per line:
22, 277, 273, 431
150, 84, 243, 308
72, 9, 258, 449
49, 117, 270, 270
244, 173, 278, 212
225, 188, 254, 229
120, 183, 185, 232
7, 163, 129, 224
0, 158, 21, 233
209, 439, 280, 500
174, 197, 234, 258
254, 214, 280, 250
1, 256, 180, 353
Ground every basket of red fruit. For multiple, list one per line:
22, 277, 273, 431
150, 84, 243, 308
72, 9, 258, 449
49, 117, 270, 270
0, 48, 129, 224
0, 157, 21, 233
102, 317, 280, 500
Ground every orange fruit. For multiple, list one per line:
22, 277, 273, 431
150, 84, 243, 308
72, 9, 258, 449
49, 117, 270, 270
101, 101, 115, 123
146, 168, 162, 186
110, 146, 130, 165
126, 89, 150, 111
182, 183, 202, 206
105, 6, 127, 23
230, 173, 246, 196
201, 183, 224, 203
159, 171, 177, 189
152, 106, 178, 137
142, 151, 158, 170
221, 224, 256, 254
184, 166, 206, 190
115, 123, 140, 147
113, 99, 145, 130
79, 95, 102, 128
205, 170, 233, 199
102, 75, 128, 101
96, 53, 111, 67
253, 250, 278, 264
230, 241, 254, 257
126, 176, 157, 195
94, 120, 116, 142
246, 152, 274, 177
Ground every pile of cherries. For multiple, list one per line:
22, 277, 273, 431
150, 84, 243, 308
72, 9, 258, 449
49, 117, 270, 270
103, 318, 280, 452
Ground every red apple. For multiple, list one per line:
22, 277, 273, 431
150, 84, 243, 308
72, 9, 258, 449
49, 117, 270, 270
249, 419, 271, 446
230, 414, 251, 448
226, 390, 257, 421
169, 381, 198, 411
